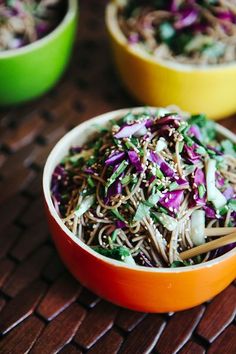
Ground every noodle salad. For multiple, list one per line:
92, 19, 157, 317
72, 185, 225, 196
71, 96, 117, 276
117, 0, 236, 65
0, 0, 65, 51
51, 108, 236, 268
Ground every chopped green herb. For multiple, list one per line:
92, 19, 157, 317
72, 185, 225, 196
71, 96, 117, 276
111, 229, 120, 242
121, 175, 131, 185
178, 141, 184, 153
198, 184, 206, 199
106, 160, 128, 190
202, 42, 225, 58
125, 140, 138, 151
134, 193, 160, 221
155, 166, 164, 179
159, 22, 175, 43
170, 260, 191, 268
228, 199, 236, 212
184, 165, 196, 175
122, 112, 134, 123
219, 205, 228, 216
152, 212, 177, 231
158, 206, 168, 214
196, 146, 207, 155
93, 246, 133, 263
111, 208, 126, 222
74, 195, 95, 218
133, 202, 150, 221
221, 140, 236, 157
80, 187, 95, 197
87, 176, 95, 188
87, 156, 97, 167
169, 181, 179, 191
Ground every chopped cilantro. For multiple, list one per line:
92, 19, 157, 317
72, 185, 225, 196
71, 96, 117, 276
87, 176, 95, 188
170, 260, 191, 268
111, 208, 126, 222
228, 199, 236, 212
198, 184, 206, 199
106, 160, 128, 190
93, 246, 130, 261
169, 181, 179, 191
221, 140, 236, 157
134, 192, 160, 221
159, 22, 175, 43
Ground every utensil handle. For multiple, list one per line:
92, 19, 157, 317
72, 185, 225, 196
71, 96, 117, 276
205, 227, 236, 237
180, 232, 236, 260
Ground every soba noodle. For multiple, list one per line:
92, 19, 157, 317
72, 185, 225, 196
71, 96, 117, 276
51, 107, 236, 268
117, 0, 236, 65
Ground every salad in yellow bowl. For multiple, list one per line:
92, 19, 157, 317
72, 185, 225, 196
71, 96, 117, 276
106, 0, 236, 119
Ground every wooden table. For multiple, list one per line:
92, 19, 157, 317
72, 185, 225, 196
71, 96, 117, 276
0, 1, 235, 353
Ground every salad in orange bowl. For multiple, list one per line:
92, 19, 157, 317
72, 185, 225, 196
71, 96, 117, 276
43, 107, 236, 312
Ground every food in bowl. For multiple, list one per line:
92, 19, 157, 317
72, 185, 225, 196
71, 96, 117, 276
0, 0, 66, 51
0, 0, 77, 105
50, 107, 236, 269
44, 108, 236, 312
117, 0, 236, 65
106, 2, 236, 119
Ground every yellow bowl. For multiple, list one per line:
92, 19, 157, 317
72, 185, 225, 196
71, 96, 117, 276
105, 2, 236, 120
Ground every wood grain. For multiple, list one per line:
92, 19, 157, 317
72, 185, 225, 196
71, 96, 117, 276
0, 1, 235, 353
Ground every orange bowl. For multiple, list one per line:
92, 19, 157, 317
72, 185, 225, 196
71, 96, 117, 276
43, 108, 236, 313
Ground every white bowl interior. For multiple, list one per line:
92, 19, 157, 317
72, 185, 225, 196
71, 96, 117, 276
43, 107, 236, 273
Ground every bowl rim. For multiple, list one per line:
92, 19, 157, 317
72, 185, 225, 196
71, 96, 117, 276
105, 1, 236, 72
43, 107, 236, 274
0, 0, 78, 59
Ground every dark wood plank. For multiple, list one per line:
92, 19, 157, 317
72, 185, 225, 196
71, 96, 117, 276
119, 314, 165, 354
208, 325, 236, 354
1, 113, 44, 152
88, 329, 123, 354
59, 344, 82, 354
10, 219, 49, 261
37, 273, 82, 320
179, 340, 206, 354
78, 288, 100, 309
0, 225, 20, 260
0, 1, 235, 353
0, 258, 15, 289
1, 143, 36, 177
0, 297, 6, 312
2, 245, 52, 297
0, 167, 35, 205
0, 195, 27, 233
0, 280, 47, 335
0, 316, 44, 354
31, 304, 86, 354
20, 197, 45, 226
197, 285, 236, 343
42, 252, 65, 282
115, 308, 146, 332
74, 301, 118, 349
155, 306, 205, 354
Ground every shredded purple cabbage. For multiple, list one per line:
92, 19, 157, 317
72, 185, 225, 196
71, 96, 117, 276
148, 151, 175, 177
128, 150, 143, 173
105, 152, 126, 166
114, 121, 147, 139
159, 190, 184, 214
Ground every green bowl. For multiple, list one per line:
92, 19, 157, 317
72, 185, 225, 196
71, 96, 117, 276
0, 0, 78, 106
